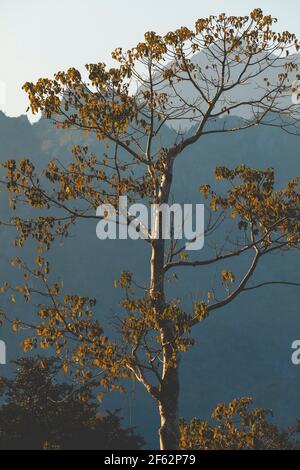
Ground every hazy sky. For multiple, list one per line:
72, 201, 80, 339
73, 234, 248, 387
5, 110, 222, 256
1, 0, 300, 118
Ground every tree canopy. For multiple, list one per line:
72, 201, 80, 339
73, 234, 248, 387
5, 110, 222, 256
0, 356, 144, 450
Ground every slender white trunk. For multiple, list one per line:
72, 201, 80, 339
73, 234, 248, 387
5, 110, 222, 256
158, 357, 180, 450
149, 161, 180, 450
150, 239, 180, 450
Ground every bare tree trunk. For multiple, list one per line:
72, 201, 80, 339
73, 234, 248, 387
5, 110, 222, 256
158, 352, 180, 450
150, 237, 180, 450
149, 162, 180, 450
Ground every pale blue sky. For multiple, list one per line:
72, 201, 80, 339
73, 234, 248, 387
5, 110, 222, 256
1, 0, 300, 118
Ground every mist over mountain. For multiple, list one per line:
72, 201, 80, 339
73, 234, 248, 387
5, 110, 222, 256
0, 111, 300, 447
157, 47, 300, 132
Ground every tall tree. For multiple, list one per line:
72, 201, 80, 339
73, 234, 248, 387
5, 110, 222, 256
1, 9, 300, 449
